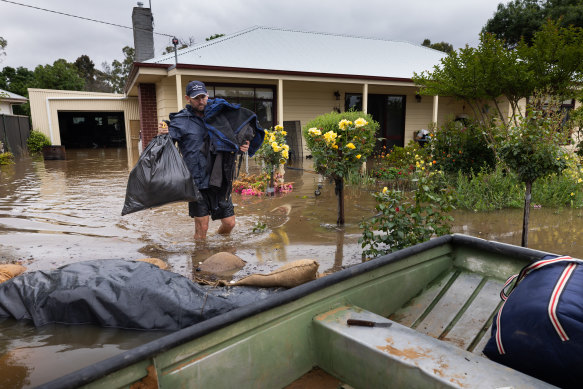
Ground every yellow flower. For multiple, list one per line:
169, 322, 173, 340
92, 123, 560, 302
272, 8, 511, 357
281, 130, 287, 136
346, 142, 356, 149
571, 192, 575, 196
274, 125, 284, 132
332, 144, 339, 149
382, 187, 388, 194
308, 127, 321, 136
269, 134, 276, 142
579, 178, 583, 183
323, 131, 338, 144
271, 142, 282, 152
282, 149, 289, 159
354, 118, 368, 128
356, 154, 361, 159
282, 144, 290, 151
338, 119, 352, 130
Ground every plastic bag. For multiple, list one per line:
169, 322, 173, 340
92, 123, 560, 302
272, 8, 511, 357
121, 134, 202, 216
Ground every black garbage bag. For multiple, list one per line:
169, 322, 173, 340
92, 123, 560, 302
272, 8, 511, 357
121, 134, 202, 216
0, 259, 275, 331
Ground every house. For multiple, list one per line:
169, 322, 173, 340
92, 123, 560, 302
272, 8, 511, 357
0, 88, 27, 115
0, 88, 30, 156
30, 6, 472, 166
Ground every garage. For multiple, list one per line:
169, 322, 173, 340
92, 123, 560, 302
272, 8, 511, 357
57, 111, 126, 149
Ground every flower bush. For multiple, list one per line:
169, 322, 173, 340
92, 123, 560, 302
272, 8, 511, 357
360, 162, 454, 259
232, 173, 293, 196
303, 111, 378, 224
303, 112, 378, 179
255, 124, 290, 171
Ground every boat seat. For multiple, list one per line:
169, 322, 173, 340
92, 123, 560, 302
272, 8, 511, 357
312, 305, 556, 388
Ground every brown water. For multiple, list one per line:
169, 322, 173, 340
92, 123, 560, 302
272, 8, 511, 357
1, 148, 582, 387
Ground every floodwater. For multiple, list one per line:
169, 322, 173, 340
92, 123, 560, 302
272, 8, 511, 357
1, 148, 583, 387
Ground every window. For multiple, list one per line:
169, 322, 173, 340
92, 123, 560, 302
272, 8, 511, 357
204, 84, 276, 129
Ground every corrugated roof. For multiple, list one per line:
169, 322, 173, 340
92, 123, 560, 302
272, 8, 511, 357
0, 88, 27, 101
145, 26, 446, 79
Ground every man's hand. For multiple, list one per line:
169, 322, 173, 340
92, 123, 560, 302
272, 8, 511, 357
157, 121, 169, 135
239, 140, 250, 153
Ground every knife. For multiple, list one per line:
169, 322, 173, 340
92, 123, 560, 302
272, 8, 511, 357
347, 319, 392, 328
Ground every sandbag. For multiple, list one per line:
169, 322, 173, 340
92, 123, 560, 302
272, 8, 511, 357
121, 134, 202, 216
483, 255, 583, 388
199, 252, 246, 276
0, 264, 26, 283
227, 259, 319, 288
135, 257, 168, 270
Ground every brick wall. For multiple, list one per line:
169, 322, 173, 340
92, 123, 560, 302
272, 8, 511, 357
138, 83, 157, 149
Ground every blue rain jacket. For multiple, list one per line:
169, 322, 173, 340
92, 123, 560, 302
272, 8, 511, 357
169, 98, 264, 189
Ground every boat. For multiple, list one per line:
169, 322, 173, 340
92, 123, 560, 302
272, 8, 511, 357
40, 234, 558, 388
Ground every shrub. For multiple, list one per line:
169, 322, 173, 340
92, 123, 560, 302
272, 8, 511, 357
431, 119, 495, 175
26, 130, 51, 154
0, 152, 14, 165
360, 164, 454, 259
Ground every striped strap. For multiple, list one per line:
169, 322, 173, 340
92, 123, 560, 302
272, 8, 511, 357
548, 263, 577, 341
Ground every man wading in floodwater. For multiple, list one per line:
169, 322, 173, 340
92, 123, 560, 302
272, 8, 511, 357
157, 81, 264, 239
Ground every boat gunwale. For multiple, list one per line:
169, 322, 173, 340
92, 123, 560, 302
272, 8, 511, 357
38, 234, 554, 389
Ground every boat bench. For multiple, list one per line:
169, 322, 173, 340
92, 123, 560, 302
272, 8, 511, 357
312, 305, 555, 388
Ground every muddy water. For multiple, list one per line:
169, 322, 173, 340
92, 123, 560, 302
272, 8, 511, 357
1, 148, 583, 387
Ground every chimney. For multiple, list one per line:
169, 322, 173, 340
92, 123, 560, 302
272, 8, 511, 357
132, 4, 154, 62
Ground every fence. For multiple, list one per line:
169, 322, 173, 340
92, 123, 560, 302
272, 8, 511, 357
0, 114, 31, 157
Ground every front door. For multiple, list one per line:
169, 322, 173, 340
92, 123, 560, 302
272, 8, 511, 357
345, 93, 406, 151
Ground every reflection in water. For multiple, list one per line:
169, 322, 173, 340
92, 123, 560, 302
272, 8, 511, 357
2, 149, 583, 387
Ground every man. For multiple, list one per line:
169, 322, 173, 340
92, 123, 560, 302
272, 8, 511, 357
158, 80, 262, 239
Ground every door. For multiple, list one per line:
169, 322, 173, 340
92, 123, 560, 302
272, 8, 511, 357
345, 93, 406, 151
129, 120, 141, 166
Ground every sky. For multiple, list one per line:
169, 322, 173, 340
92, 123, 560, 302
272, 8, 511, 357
0, 0, 511, 71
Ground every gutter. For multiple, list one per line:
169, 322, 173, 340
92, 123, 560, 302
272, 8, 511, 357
45, 95, 137, 144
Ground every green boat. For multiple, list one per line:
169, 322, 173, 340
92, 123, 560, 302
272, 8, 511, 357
41, 234, 558, 388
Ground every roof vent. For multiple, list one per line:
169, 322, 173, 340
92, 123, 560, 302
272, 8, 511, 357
137, 2, 143, 7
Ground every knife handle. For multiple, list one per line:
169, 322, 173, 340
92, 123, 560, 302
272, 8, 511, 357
347, 319, 375, 327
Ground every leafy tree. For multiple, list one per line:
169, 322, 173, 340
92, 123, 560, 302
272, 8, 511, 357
497, 94, 569, 247
206, 33, 225, 41
421, 39, 453, 53
102, 46, 135, 93
0, 66, 35, 115
74, 55, 112, 92
33, 59, 84, 91
483, 0, 583, 47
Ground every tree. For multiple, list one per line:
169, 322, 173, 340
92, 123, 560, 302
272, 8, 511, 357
497, 95, 569, 247
102, 46, 135, 93
421, 39, 453, 53
33, 59, 85, 91
483, 0, 583, 47
74, 55, 112, 92
0, 66, 35, 115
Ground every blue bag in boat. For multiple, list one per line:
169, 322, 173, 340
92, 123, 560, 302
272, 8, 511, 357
483, 255, 583, 389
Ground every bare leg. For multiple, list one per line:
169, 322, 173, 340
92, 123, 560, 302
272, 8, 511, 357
217, 215, 236, 235
194, 216, 209, 240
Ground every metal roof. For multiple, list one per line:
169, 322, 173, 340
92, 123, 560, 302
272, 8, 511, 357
145, 26, 446, 79
0, 88, 27, 101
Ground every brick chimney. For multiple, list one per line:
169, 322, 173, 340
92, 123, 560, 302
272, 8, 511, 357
132, 4, 154, 62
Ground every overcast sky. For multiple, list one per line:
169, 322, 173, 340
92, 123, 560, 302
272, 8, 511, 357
1, 0, 510, 71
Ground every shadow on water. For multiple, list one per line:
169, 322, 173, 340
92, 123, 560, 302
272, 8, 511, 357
2, 149, 583, 387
